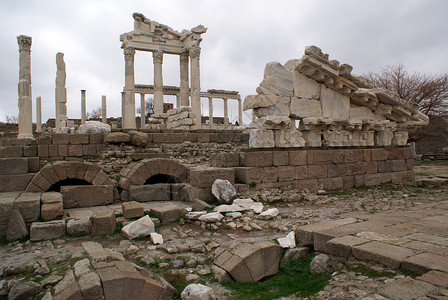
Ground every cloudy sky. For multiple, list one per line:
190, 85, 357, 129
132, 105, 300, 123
0, 0, 446, 125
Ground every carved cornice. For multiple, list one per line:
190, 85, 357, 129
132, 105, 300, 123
153, 50, 163, 63
124, 47, 136, 60
17, 35, 32, 51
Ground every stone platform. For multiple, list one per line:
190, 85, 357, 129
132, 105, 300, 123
296, 199, 448, 285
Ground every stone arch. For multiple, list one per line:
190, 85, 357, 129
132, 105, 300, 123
25, 161, 115, 192
118, 158, 189, 191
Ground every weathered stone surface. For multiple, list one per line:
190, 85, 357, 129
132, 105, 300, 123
90, 210, 116, 236
14, 192, 41, 223
0, 174, 34, 192
291, 71, 321, 99
310, 254, 330, 274
129, 184, 171, 202
380, 277, 437, 300
295, 218, 358, 246
61, 185, 113, 208
198, 212, 224, 223
67, 218, 91, 236
211, 179, 237, 204
417, 270, 448, 288
248, 129, 275, 148
79, 272, 104, 300
352, 241, 416, 269
121, 215, 155, 240
189, 167, 234, 188
277, 231, 296, 248
6, 209, 28, 241
402, 253, 448, 275
8, 281, 43, 300
129, 130, 148, 147
0, 157, 28, 175
181, 283, 215, 300
122, 201, 144, 219
104, 132, 130, 143
290, 97, 322, 119
150, 204, 186, 223
96, 266, 125, 300
274, 129, 306, 148
30, 220, 66, 241
257, 208, 279, 220
74, 258, 91, 278
150, 232, 163, 245
41, 192, 63, 221
243, 94, 282, 110
214, 241, 283, 282
252, 116, 291, 130
326, 235, 369, 258
210, 153, 240, 167
260, 62, 293, 97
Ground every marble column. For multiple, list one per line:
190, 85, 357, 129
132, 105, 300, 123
223, 98, 229, 128
17, 35, 33, 139
55, 52, 68, 133
238, 98, 243, 126
153, 50, 164, 116
36, 96, 42, 132
180, 52, 190, 107
102, 95, 107, 124
123, 47, 136, 129
81, 90, 86, 124
189, 45, 201, 128
208, 97, 213, 129
140, 93, 146, 128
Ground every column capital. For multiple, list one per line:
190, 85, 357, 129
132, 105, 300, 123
124, 47, 135, 60
180, 51, 189, 64
153, 50, 163, 63
17, 35, 32, 51
189, 45, 201, 60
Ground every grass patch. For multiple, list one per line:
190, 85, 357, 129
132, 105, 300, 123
347, 265, 395, 278
415, 172, 431, 177
222, 254, 330, 299
162, 271, 188, 299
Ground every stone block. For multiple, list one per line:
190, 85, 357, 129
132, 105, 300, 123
235, 167, 262, 184
241, 151, 273, 167
308, 164, 327, 179
298, 179, 318, 192
28, 173, 51, 191
290, 97, 322, 119
48, 144, 58, 157
40, 165, 60, 185
317, 178, 332, 191
371, 148, 389, 161
68, 145, 83, 157
326, 236, 369, 258
0, 145, 22, 157
104, 132, 130, 143
342, 176, 355, 189
129, 184, 171, 202
38, 145, 49, 158
67, 218, 91, 236
289, 150, 307, 165
364, 173, 383, 186
387, 148, 404, 160
294, 166, 308, 180
320, 85, 350, 119
417, 270, 448, 288
210, 153, 240, 167
0, 158, 28, 175
402, 253, 448, 274
140, 277, 165, 299
189, 167, 234, 188
54, 282, 83, 300
6, 209, 28, 241
89, 133, 104, 144
291, 71, 321, 99
27, 157, 40, 173
96, 267, 125, 300
295, 218, 358, 246
272, 151, 289, 166
90, 210, 116, 236
392, 171, 410, 184
152, 133, 183, 143
14, 192, 41, 223
23, 145, 37, 157
150, 204, 186, 223
122, 201, 144, 219
0, 174, 34, 192
333, 149, 354, 163
248, 129, 275, 148
30, 220, 66, 241
52, 133, 70, 144
61, 185, 113, 208
82, 144, 97, 156
58, 144, 68, 157
41, 192, 64, 221
391, 160, 407, 172
352, 241, 416, 269
79, 272, 104, 300
70, 134, 89, 145
277, 166, 294, 182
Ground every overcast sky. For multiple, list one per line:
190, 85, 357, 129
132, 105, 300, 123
0, 0, 447, 125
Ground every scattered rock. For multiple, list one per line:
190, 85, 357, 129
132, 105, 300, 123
67, 217, 91, 236
74, 258, 91, 278
8, 281, 42, 300
211, 179, 237, 204
257, 208, 279, 220
185, 274, 200, 282
281, 247, 309, 265
186, 211, 207, 220
121, 215, 155, 240
277, 231, 296, 248
151, 204, 187, 223
129, 130, 149, 147
310, 254, 330, 274
122, 201, 144, 219
150, 232, 163, 245
181, 283, 215, 299
79, 271, 104, 300
213, 204, 245, 213
79, 120, 111, 134
198, 212, 224, 223
192, 199, 212, 211
40, 275, 63, 287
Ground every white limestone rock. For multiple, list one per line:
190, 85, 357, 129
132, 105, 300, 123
274, 129, 306, 148
198, 212, 224, 223
79, 120, 111, 134
257, 208, 279, 220
213, 204, 245, 213
249, 129, 275, 148
277, 231, 296, 248
251, 116, 291, 130
320, 85, 350, 120
181, 283, 215, 300
121, 215, 155, 240
186, 211, 207, 220
243, 94, 282, 110
322, 130, 352, 147
232, 199, 264, 214
291, 71, 321, 99
260, 62, 294, 97
352, 131, 375, 147
211, 179, 237, 204
150, 232, 163, 245
290, 97, 322, 119
392, 131, 409, 146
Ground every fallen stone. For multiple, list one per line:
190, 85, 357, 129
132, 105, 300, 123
13, 192, 41, 223
257, 208, 279, 220
121, 215, 155, 240
281, 247, 309, 266
211, 179, 237, 204
90, 210, 116, 236
185, 274, 200, 282
277, 231, 296, 248
192, 199, 212, 211
310, 254, 330, 274
30, 220, 66, 241
211, 265, 232, 283
181, 283, 215, 300
61, 185, 114, 208
40, 275, 63, 287
6, 209, 28, 241
74, 258, 91, 279
150, 232, 163, 245
129, 130, 148, 147
54, 269, 76, 295
104, 132, 130, 143
41, 192, 64, 221
79, 121, 110, 134
226, 212, 242, 219
198, 212, 224, 223
380, 277, 437, 300
8, 281, 42, 300
213, 204, 245, 213
79, 272, 104, 300
67, 217, 91, 236
122, 201, 144, 219
150, 204, 186, 223
186, 211, 207, 220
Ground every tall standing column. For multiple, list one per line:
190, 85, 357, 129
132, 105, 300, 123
189, 45, 201, 129
102, 95, 107, 124
55, 52, 68, 132
140, 93, 146, 128
180, 51, 190, 107
81, 90, 86, 124
36, 96, 42, 132
17, 35, 33, 139
153, 50, 164, 116
238, 98, 243, 126
123, 47, 136, 129
223, 98, 229, 128
208, 97, 213, 129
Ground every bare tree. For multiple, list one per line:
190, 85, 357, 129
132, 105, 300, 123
86, 107, 102, 120
366, 64, 448, 116
137, 97, 154, 118
5, 115, 18, 124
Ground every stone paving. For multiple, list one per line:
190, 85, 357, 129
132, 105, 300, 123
297, 199, 448, 287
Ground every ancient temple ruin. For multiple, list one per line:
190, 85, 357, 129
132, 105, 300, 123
245, 46, 429, 148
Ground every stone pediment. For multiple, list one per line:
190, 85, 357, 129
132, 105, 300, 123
244, 46, 429, 148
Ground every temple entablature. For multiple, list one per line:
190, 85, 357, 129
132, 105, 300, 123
244, 45, 429, 148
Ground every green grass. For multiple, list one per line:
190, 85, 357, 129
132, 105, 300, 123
347, 265, 395, 278
222, 254, 331, 299
415, 172, 431, 177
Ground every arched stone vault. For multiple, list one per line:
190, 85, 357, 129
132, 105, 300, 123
25, 161, 115, 192
118, 158, 190, 191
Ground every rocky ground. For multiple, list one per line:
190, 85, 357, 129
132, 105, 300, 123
1, 161, 448, 299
